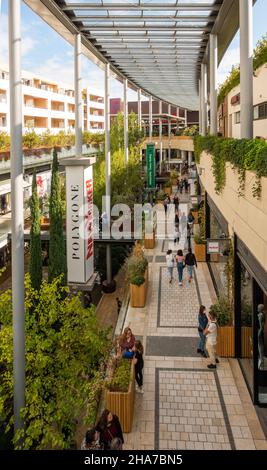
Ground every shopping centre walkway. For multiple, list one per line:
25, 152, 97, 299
122, 197, 267, 451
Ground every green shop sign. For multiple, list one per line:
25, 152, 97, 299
146, 143, 155, 189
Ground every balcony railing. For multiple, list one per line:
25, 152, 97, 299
0, 144, 98, 175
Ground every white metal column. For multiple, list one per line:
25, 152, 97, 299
105, 64, 112, 283
74, 33, 82, 156
9, 0, 25, 433
168, 104, 171, 165
123, 78, 128, 164
199, 79, 202, 135
201, 64, 207, 136
240, 0, 253, 139
210, 34, 218, 136
184, 109, 188, 129
159, 100, 162, 174
149, 95, 152, 140
138, 88, 142, 131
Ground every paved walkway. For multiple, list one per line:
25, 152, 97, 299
122, 198, 267, 451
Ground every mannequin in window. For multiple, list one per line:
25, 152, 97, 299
258, 304, 265, 370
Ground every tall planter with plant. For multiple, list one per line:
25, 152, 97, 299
193, 204, 206, 262
48, 148, 67, 283
105, 358, 135, 433
210, 296, 234, 357
127, 243, 148, 308
29, 172, 42, 291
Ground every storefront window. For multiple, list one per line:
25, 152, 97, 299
257, 293, 267, 404
209, 211, 228, 296
240, 263, 253, 394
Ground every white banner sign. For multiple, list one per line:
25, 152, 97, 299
66, 163, 94, 284
207, 241, 220, 254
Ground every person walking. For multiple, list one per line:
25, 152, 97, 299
185, 248, 197, 283
197, 305, 208, 357
175, 249, 185, 286
187, 211, 195, 234
166, 249, 175, 283
96, 409, 124, 450
173, 193, 179, 211
173, 225, 180, 246
134, 340, 144, 394
204, 312, 220, 369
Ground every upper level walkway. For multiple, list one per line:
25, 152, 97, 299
121, 196, 267, 451
142, 136, 194, 152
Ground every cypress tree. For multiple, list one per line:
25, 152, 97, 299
48, 148, 67, 283
29, 171, 42, 290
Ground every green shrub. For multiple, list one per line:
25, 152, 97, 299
127, 244, 148, 286
182, 125, 198, 136
106, 358, 131, 392
194, 233, 206, 245
209, 296, 232, 326
218, 34, 267, 106
0, 131, 10, 151
23, 130, 41, 149
157, 189, 166, 201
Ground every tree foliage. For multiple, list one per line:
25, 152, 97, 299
0, 275, 111, 449
94, 112, 144, 211
48, 149, 67, 283
29, 172, 42, 291
218, 34, 267, 106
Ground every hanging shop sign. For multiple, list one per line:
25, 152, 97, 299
146, 143, 155, 189
206, 238, 231, 255
64, 157, 95, 284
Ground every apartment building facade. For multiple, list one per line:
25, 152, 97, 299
0, 68, 104, 134
219, 63, 267, 139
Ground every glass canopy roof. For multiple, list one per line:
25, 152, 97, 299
58, 0, 223, 109
27, 1, 234, 109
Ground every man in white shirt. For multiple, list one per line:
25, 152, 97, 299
204, 312, 219, 369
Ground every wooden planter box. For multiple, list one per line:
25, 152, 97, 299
217, 326, 235, 357
105, 362, 135, 433
191, 210, 199, 224
164, 187, 171, 196
194, 242, 206, 262
130, 269, 148, 308
241, 326, 253, 358
144, 232, 155, 249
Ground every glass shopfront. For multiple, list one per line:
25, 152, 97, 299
236, 238, 267, 406
206, 195, 228, 297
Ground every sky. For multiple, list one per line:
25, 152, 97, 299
0, 0, 267, 103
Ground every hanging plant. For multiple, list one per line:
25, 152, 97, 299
194, 136, 267, 199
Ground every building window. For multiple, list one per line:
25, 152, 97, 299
235, 111, 240, 124
254, 102, 267, 121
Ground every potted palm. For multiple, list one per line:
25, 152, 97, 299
193, 205, 206, 261
191, 204, 199, 224
156, 189, 166, 204
127, 243, 148, 307
209, 297, 234, 357
163, 179, 172, 196
170, 169, 178, 185
105, 357, 135, 433
143, 221, 156, 249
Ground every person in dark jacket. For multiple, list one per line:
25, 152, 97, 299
96, 409, 124, 450
185, 248, 197, 283
134, 340, 144, 394
197, 305, 208, 357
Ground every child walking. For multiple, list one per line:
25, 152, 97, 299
134, 340, 144, 394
